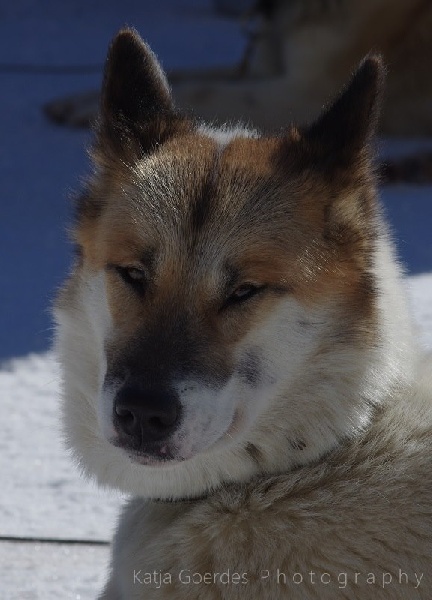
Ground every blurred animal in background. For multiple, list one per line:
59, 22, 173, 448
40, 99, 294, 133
44, 0, 432, 183
45, 0, 432, 136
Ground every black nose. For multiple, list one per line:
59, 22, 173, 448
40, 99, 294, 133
113, 384, 181, 447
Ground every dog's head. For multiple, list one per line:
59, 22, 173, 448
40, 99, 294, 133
55, 29, 393, 499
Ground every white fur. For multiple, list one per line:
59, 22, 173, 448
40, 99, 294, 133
197, 123, 259, 148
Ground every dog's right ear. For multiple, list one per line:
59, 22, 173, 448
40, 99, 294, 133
101, 28, 173, 124
97, 28, 183, 159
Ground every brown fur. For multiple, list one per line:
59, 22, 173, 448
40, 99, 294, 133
77, 136, 378, 370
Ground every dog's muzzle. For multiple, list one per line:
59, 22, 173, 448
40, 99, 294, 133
112, 382, 182, 457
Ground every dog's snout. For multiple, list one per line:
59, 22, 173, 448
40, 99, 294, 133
114, 385, 181, 446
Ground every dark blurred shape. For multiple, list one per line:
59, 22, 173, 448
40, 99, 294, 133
213, 0, 255, 17
380, 153, 432, 184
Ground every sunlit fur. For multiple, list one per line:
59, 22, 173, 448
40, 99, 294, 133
55, 29, 432, 600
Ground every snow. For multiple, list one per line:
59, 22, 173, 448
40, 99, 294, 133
0, 0, 431, 598
0, 353, 123, 542
0, 541, 110, 600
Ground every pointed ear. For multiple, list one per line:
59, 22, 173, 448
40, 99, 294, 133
101, 27, 173, 125
303, 55, 385, 168
96, 28, 186, 161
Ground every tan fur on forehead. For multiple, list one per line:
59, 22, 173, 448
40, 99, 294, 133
219, 135, 282, 174
78, 131, 213, 258
76, 124, 378, 328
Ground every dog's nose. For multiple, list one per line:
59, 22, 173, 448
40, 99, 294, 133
114, 385, 181, 446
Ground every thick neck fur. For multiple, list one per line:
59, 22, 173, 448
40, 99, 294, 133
247, 226, 417, 477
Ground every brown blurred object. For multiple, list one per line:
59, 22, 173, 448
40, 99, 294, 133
45, 0, 432, 138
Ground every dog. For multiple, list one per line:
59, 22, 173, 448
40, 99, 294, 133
54, 28, 432, 599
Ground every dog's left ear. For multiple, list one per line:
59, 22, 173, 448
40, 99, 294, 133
301, 55, 385, 168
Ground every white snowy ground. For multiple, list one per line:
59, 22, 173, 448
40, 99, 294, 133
1, 0, 432, 599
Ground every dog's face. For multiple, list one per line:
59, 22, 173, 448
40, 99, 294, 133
55, 29, 385, 498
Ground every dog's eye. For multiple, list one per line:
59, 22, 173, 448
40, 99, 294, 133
114, 266, 147, 292
225, 283, 263, 307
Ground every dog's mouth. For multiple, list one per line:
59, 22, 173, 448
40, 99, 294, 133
127, 451, 186, 467
112, 438, 188, 466
110, 408, 244, 467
